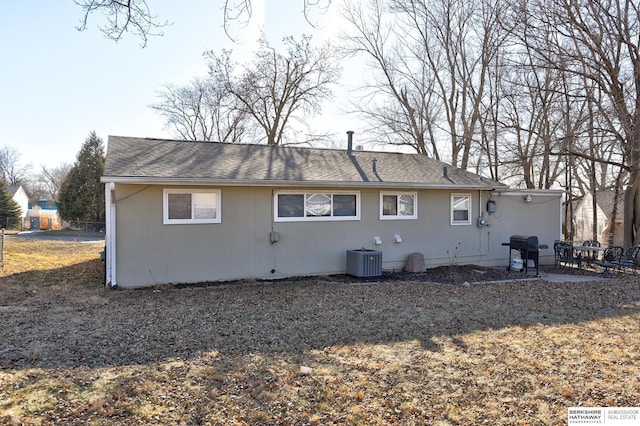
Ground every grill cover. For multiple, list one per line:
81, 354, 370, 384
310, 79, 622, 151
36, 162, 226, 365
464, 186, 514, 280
509, 235, 539, 250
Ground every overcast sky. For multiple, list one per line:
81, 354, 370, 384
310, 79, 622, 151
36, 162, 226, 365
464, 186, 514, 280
0, 1, 358, 171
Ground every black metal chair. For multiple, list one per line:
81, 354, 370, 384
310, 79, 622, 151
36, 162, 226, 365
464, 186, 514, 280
596, 246, 624, 277
553, 241, 563, 267
554, 242, 582, 268
614, 245, 640, 275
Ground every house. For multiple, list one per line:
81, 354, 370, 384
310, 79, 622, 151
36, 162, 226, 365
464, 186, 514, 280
102, 135, 563, 288
26, 198, 61, 230
572, 190, 624, 246
29, 198, 58, 211
9, 184, 28, 218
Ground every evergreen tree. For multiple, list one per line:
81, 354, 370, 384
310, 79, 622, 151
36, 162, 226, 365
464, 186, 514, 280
0, 180, 22, 227
57, 132, 106, 223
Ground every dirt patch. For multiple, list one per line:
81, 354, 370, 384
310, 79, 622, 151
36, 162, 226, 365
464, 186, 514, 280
1, 240, 639, 425
321, 263, 602, 285
176, 264, 603, 290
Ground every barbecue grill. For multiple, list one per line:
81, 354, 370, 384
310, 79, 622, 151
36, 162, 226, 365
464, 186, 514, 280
502, 235, 549, 276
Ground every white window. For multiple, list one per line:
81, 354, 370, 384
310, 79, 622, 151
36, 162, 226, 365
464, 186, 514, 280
451, 193, 471, 225
163, 188, 221, 224
275, 191, 360, 222
380, 192, 417, 220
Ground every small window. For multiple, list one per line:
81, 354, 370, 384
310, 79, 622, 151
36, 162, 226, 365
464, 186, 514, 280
451, 193, 471, 225
163, 188, 220, 224
275, 191, 359, 222
380, 192, 417, 220
277, 194, 304, 218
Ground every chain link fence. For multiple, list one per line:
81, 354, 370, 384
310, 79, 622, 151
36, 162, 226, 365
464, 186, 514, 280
4, 217, 105, 233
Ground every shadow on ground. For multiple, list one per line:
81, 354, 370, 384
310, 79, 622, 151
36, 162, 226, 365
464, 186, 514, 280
1, 260, 638, 370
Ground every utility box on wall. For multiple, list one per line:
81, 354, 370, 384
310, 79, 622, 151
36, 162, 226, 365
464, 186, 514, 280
346, 249, 382, 277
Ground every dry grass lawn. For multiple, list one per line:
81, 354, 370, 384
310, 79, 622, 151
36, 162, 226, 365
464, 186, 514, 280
1, 238, 639, 425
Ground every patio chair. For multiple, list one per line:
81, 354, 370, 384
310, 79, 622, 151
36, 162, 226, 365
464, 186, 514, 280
554, 242, 582, 268
553, 241, 563, 267
614, 245, 640, 275
596, 246, 624, 277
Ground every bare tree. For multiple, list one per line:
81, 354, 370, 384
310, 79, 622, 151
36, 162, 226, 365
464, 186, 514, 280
0, 146, 31, 186
341, 0, 442, 158
74, 0, 169, 47
342, 0, 509, 169
74, 1, 331, 44
151, 76, 248, 142
39, 163, 72, 201
514, 0, 640, 247
206, 35, 341, 145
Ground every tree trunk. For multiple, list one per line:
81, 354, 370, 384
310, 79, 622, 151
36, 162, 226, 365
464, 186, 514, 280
623, 170, 640, 247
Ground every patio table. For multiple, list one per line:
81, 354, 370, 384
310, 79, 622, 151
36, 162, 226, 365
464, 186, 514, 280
574, 245, 604, 263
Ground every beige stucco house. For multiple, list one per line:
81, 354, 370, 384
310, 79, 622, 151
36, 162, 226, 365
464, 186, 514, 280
102, 135, 562, 288
572, 191, 624, 246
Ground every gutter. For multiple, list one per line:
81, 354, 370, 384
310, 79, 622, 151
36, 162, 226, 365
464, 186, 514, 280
493, 189, 564, 196
101, 176, 504, 191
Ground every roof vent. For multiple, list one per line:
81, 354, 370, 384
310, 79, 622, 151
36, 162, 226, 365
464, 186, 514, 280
347, 130, 354, 156
443, 166, 454, 183
372, 157, 377, 174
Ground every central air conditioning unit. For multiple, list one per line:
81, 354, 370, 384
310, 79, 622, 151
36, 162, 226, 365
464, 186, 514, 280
346, 249, 382, 277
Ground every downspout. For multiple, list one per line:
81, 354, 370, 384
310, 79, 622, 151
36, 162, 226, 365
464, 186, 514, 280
105, 182, 117, 287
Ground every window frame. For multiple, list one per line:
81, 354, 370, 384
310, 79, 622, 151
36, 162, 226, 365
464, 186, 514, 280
451, 193, 472, 225
163, 188, 221, 225
274, 190, 360, 222
379, 191, 418, 220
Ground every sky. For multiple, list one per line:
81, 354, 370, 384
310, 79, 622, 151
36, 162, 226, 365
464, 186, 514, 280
0, 0, 358, 171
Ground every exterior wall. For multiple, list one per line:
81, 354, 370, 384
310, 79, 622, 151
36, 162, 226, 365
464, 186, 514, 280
484, 191, 561, 266
573, 194, 607, 243
111, 184, 561, 287
601, 220, 624, 246
11, 186, 28, 218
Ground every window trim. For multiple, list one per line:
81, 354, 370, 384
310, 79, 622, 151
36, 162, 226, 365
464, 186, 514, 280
274, 190, 360, 222
451, 193, 472, 225
379, 191, 418, 220
163, 188, 221, 225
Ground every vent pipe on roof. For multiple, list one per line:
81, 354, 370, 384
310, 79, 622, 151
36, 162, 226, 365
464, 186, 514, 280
372, 157, 377, 174
347, 130, 354, 156
443, 166, 449, 179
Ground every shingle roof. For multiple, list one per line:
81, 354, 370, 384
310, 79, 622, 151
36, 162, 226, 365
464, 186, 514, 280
103, 136, 506, 189
8, 184, 22, 196
596, 189, 625, 220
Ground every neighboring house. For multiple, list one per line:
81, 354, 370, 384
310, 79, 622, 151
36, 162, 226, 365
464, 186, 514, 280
28, 198, 58, 211
9, 184, 28, 218
102, 135, 563, 288
573, 190, 624, 246
27, 198, 60, 230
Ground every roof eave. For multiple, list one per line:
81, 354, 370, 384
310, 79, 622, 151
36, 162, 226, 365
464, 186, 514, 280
101, 176, 503, 190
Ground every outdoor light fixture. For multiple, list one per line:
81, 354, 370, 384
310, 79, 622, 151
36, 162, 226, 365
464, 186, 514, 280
394, 234, 403, 243
525, 194, 533, 203
373, 236, 382, 245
